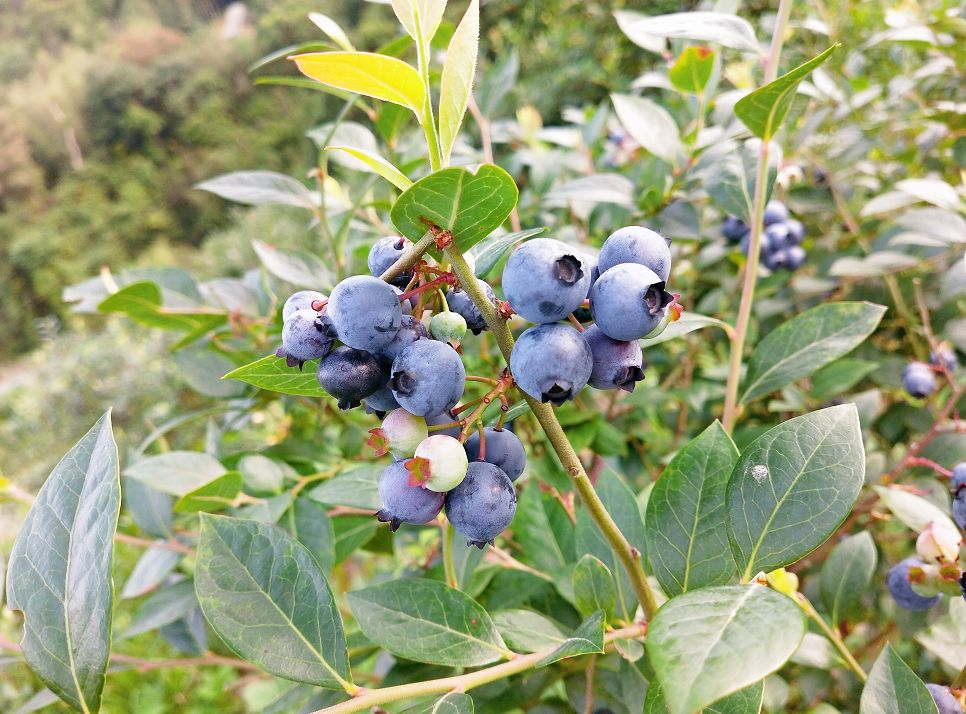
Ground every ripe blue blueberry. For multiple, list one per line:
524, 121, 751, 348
589, 263, 673, 341
282, 290, 326, 322
445, 461, 517, 548
721, 216, 749, 242
926, 684, 964, 714
953, 494, 966, 531
363, 383, 401, 414
368, 236, 414, 286
763, 200, 789, 226
597, 226, 672, 282
581, 324, 645, 392
930, 345, 959, 372
903, 362, 937, 398
763, 249, 790, 272
376, 460, 444, 531
582, 251, 601, 295
786, 245, 806, 270
886, 557, 941, 611
502, 238, 591, 323
426, 409, 461, 438
316, 346, 386, 410
952, 463, 966, 493
510, 323, 592, 405
464, 427, 527, 481
390, 340, 465, 416
764, 222, 791, 250
327, 275, 402, 352
785, 218, 805, 244
447, 279, 496, 335
376, 314, 429, 362
280, 308, 335, 365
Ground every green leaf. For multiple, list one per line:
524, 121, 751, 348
572, 555, 616, 621
492, 609, 566, 653
347, 579, 509, 666
332, 516, 378, 564
5, 412, 120, 714
614, 10, 760, 53
252, 240, 334, 290
390, 165, 519, 253
640, 311, 732, 347
324, 146, 412, 190
195, 170, 318, 209
735, 45, 839, 140
468, 229, 547, 279
401, 692, 475, 714
513, 486, 573, 573
123, 579, 196, 638
309, 464, 382, 510
669, 46, 715, 94
120, 546, 183, 599
700, 139, 780, 224
194, 514, 350, 688
727, 405, 865, 580
810, 359, 880, 401
123, 477, 173, 539
644, 680, 765, 714
438, 0, 479, 164
860, 643, 936, 714
125, 451, 227, 497
645, 422, 739, 597
741, 302, 886, 403
283, 498, 335, 573
98, 281, 227, 333
646, 585, 804, 714
611, 93, 684, 165
224, 355, 328, 397
391, 0, 446, 43
291, 52, 426, 116
873, 485, 958, 535
174, 472, 243, 513
819, 531, 877, 625
537, 611, 605, 667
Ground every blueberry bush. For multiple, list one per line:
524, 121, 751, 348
3, 1, 966, 712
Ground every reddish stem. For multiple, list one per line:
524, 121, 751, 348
397, 274, 457, 303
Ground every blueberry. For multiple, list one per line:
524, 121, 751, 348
370, 409, 427, 458
363, 383, 401, 414
391, 340, 465, 416
722, 216, 750, 242
926, 684, 964, 714
426, 409, 461, 438
327, 275, 402, 352
430, 312, 467, 343
581, 324, 645, 392
930, 345, 959, 372
376, 460, 444, 531
597, 226, 672, 282
510, 323, 592, 405
786, 245, 806, 270
740, 232, 773, 257
391, 286, 415, 315
954, 491, 966, 531
502, 238, 591, 323
785, 218, 805, 244
764, 249, 791, 271
464, 427, 527, 481
445, 461, 516, 547
316, 346, 386, 410
447, 280, 496, 335
280, 308, 336, 365
368, 236, 414, 286
582, 251, 601, 296
903, 362, 937, 398
764, 222, 792, 250
376, 314, 429, 362
282, 290, 326, 322
410, 435, 469, 492
952, 463, 966, 494
886, 557, 941, 611
589, 263, 673, 341
763, 200, 789, 226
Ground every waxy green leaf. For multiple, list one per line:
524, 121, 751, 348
224, 355, 328, 397
860, 644, 936, 714
819, 531, 877, 625
572, 555, 616, 621
537, 611, 605, 667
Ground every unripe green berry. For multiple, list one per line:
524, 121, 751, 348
372, 409, 428, 458
430, 312, 468, 343
409, 434, 469, 492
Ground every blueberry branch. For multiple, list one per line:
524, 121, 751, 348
797, 594, 868, 682
442, 242, 658, 620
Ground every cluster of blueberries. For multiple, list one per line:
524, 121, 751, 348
721, 199, 806, 271
273, 225, 675, 547
902, 344, 959, 398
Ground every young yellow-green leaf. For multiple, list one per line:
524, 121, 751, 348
6, 412, 120, 714
391, 0, 447, 42
537, 611, 605, 667
647, 585, 804, 714
669, 46, 715, 94
699, 138, 780, 223
347, 579, 509, 666
291, 52, 426, 116
174, 472, 243, 513
308, 12, 354, 51
195, 514, 351, 689
572, 555, 616, 621
98, 281, 227, 334
324, 146, 413, 190
224, 355, 328, 397
438, 0, 479, 164
740, 301, 886, 403
819, 531, 877, 625
390, 165, 519, 253
645, 422, 739, 597
735, 45, 839, 140
860, 644, 937, 714
727, 405, 865, 580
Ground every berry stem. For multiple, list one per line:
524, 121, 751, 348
442, 520, 458, 588
397, 274, 457, 303
798, 594, 868, 682
443, 242, 658, 619
566, 313, 585, 332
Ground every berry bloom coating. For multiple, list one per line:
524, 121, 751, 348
368, 236, 414, 286
376, 460, 444, 531
930, 344, 959, 372
447, 280, 496, 334
372, 409, 428, 458
916, 520, 960, 563
445, 461, 517, 548
502, 238, 591, 323
926, 684, 965, 714
327, 275, 402, 351
409, 435, 469, 492
763, 249, 790, 271
764, 222, 791, 250
953, 492, 966, 531
316, 346, 386, 410
785, 218, 805, 244
886, 557, 941, 611
582, 251, 601, 296
464, 427, 527, 481
376, 314, 429, 362
903, 362, 937, 398
721, 216, 749, 242
510, 323, 592, 406
281, 308, 335, 363
581, 324, 645, 392
430, 311, 467, 343
391, 340, 465, 416
763, 199, 789, 226
282, 290, 326, 322
786, 245, 807, 270
363, 383, 400, 414
589, 263, 673, 341
952, 463, 966, 493
598, 226, 672, 282
426, 409, 461, 438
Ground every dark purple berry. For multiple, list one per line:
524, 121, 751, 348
464, 428, 527, 481
280, 309, 336, 365
722, 216, 749, 242
317, 346, 386, 410
445, 462, 516, 548
447, 280, 496, 335
582, 324, 645, 392
376, 460, 444, 531
376, 314, 429, 362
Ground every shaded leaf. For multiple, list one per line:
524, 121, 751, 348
252, 240, 334, 289
309, 465, 382, 510
196, 171, 318, 209
810, 359, 880, 401
492, 609, 566, 653
700, 139, 780, 223
544, 174, 635, 208
537, 611, 605, 667
860, 643, 936, 714
125, 451, 227, 497
819, 531, 877, 625
467, 227, 547, 279
120, 546, 183, 599
284, 497, 335, 573
614, 10, 759, 52
123, 579, 196, 638
572, 555, 616, 621
401, 692, 474, 714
